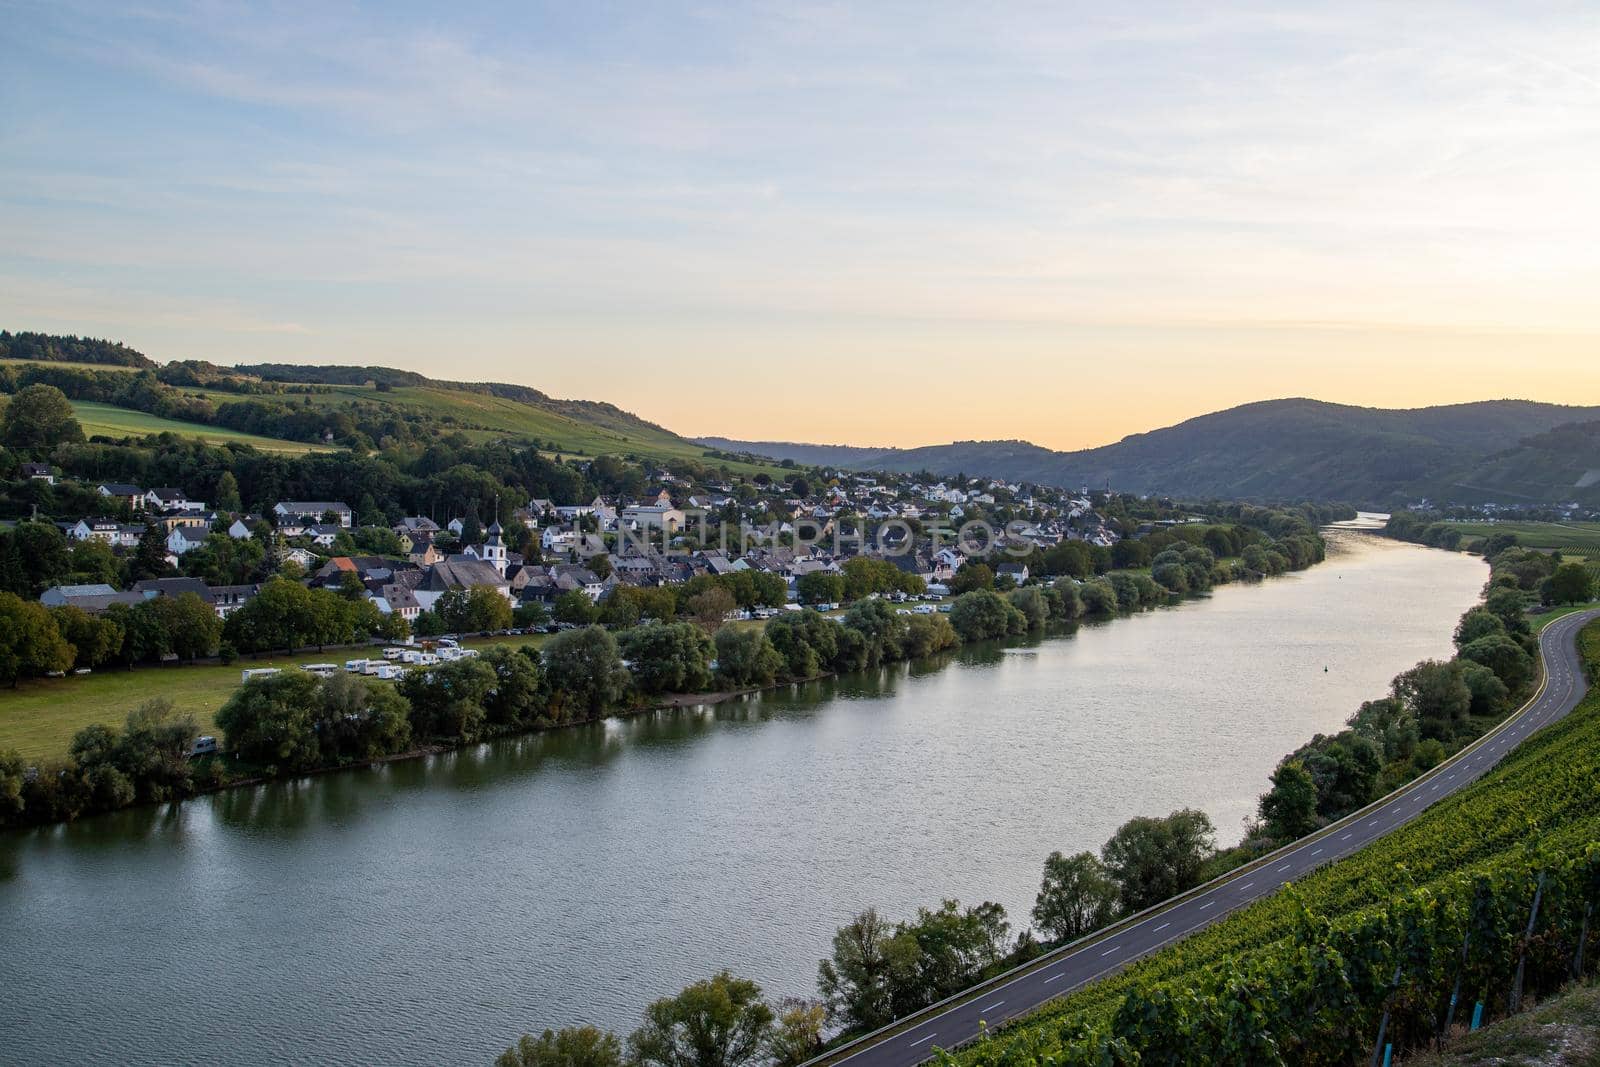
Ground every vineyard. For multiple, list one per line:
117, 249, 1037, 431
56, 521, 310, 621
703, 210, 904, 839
945, 619, 1600, 1067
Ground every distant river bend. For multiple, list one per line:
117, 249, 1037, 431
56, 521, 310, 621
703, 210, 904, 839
0, 528, 1485, 1066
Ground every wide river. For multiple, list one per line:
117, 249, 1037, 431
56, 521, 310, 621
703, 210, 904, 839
0, 528, 1484, 1065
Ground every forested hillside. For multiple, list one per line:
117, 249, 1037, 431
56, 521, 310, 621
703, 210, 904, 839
0, 331, 155, 368
708, 398, 1600, 504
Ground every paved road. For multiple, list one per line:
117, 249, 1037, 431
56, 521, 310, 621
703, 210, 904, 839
828, 608, 1599, 1067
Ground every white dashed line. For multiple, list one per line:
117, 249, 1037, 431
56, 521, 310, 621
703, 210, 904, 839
1153, 922, 1171, 933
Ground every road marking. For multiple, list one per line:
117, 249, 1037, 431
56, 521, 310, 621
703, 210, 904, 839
982, 1001, 1005, 1012
1278, 863, 1292, 872
1199, 901, 1213, 910
910, 1033, 938, 1046
1100, 945, 1120, 956
1340, 833, 1351, 841
1153, 922, 1171, 932
1239, 882, 1254, 891
1044, 972, 1064, 984
1310, 848, 1323, 856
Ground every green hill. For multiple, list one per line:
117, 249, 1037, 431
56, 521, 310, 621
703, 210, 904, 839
3, 332, 782, 474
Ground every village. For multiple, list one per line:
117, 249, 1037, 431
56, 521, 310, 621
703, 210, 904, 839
19, 459, 1124, 633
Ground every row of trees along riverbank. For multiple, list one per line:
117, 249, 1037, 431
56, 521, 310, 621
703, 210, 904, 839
0, 506, 1330, 829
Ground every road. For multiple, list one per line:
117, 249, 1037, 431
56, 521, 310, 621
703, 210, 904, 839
826, 608, 1599, 1067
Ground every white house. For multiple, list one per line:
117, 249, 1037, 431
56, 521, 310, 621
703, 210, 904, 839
166, 525, 208, 556
146, 487, 205, 512
70, 518, 145, 548
227, 518, 255, 539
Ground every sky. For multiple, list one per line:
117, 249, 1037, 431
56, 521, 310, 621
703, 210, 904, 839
2, 2, 1599, 451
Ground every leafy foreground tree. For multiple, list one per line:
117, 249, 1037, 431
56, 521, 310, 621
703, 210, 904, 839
629, 971, 774, 1067
495, 1026, 623, 1067
1100, 807, 1216, 912
1032, 850, 1121, 944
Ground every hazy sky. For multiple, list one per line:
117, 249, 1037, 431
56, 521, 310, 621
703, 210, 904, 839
3, 2, 1598, 450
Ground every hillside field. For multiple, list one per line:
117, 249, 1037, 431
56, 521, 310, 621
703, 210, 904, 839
70, 400, 335, 453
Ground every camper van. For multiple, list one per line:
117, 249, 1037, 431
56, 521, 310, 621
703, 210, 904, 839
188, 735, 219, 757
345, 659, 370, 673
371, 663, 405, 680
240, 667, 281, 683
381, 647, 407, 660
301, 663, 337, 678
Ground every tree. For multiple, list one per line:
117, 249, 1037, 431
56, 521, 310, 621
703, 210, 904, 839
620, 622, 714, 695
318, 672, 413, 759
214, 470, 242, 513
795, 570, 845, 606
1078, 578, 1118, 615
766, 1000, 825, 1067
1392, 659, 1472, 741
948, 562, 994, 595
0, 383, 83, 447
399, 658, 496, 742
714, 627, 784, 688
50, 605, 123, 670
817, 909, 908, 1031
224, 577, 314, 653
1101, 808, 1216, 912
1007, 586, 1050, 629
0, 591, 74, 685
154, 592, 221, 661
216, 671, 324, 772
496, 1027, 623, 1067
542, 626, 628, 718
553, 590, 599, 626
1548, 561, 1595, 605
628, 971, 774, 1067
948, 589, 1025, 642
1032, 851, 1120, 943
1458, 634, 1534, 693
1453, 607, 1506, 648
130, 523, 173, 582
687, 586, 737, 633
1258, 760, 1319, 841
889, 899, 1010, 1011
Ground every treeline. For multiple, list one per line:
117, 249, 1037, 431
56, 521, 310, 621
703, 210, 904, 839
1247, 541, 1545, 857
0, 330, 155, 368
1386, 513, 1596, 605
0, 589, 225, 686
0, 571, 408, 688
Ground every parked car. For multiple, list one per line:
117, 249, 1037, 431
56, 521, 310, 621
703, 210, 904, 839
188, 736, 219, 757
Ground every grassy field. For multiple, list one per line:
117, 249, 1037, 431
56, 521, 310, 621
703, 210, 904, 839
1441, 520, 1600, 555
71, 400, 335, 454
0, 632, 549, 762
1, 357, 143, 374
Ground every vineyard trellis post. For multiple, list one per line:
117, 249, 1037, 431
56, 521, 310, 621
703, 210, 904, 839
1369, 961, 1404, 1067
1509, 871, 1546, 1015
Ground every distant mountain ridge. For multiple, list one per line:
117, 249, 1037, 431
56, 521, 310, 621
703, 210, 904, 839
702, 398, 1600, 505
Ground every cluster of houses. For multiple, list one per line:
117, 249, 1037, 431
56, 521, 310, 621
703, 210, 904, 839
28, 466, 1123, 624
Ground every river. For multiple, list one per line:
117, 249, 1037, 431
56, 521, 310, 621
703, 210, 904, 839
0, 528, 1484, 1065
